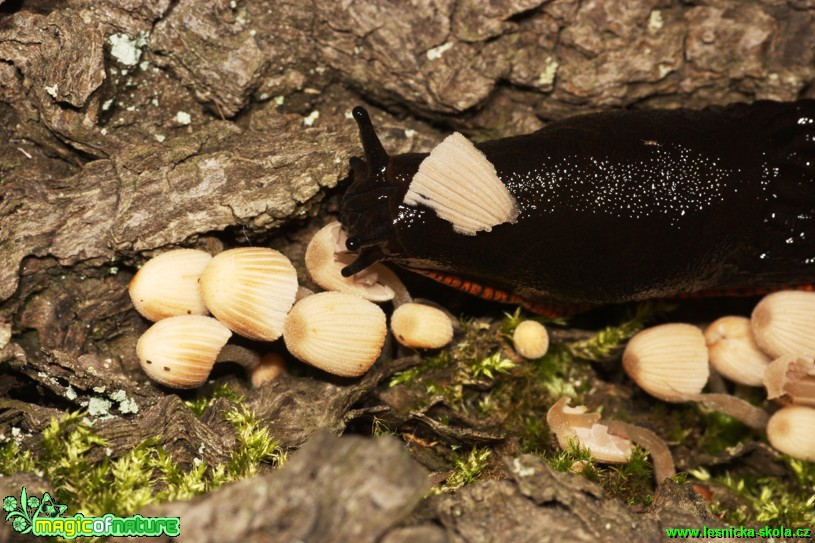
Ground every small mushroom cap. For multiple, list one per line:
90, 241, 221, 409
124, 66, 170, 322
251, 353, 287, 388
766, 405, 815, 461
305, 221, 395, 301
283, 291, 387, 377
752, 290, 815, 358
200, 247, 298, 341
704, 316, 771, 387
136, 315, 232, 389
129, 249, 212, 321
546, 397, 633, 463
764, 354, 815, 406
391, 303, 454, 349
512, 320, 549, 359
622, 323, 709, 402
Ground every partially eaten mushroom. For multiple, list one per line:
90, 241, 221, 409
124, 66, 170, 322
546, 397, 677, 483
546, 397, 634, 463
764, 354, 815, 406
306, 221, 408, 303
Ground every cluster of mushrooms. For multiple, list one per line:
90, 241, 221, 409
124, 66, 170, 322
547, 291, 815, 483
129, 222, 457, 389
130, 223, 812, 478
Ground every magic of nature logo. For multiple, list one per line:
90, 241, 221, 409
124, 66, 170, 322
3, 486, 180, 539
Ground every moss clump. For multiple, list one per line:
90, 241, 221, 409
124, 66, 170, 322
185, 383, 247, 416
430, 446, 492, 495
546, 438, 655, 504
565, 301, 673, 362
0, 405, 285, 517
691, 457, 815, 527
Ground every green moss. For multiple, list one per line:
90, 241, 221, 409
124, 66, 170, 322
697, 412, 751, 455
469, 351, 515, 380
566, 301, 672, 362
546, 438, 655, 503
185, 383, 246, 416
546, 437, 604, 482
371, 417, 395, 438
692, 457, 815, 526
224, 406, 286, 479
389, 351, 450, 389
0, 440, 35, 473
0, 407, 285, 517
430, 446, 492, 495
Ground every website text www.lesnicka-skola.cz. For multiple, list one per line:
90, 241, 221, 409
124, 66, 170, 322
665, 525, 811, 539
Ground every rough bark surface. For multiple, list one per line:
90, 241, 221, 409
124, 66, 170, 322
1, 0, 813, 542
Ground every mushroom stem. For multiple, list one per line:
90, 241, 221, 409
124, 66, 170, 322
690, 393, 769, 430
216, 344, 262, 371
605, 420, 676, 483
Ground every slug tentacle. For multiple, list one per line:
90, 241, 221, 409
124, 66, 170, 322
340, 108, 400, 263
352, 106, 389, 170
339, 101, 815, 314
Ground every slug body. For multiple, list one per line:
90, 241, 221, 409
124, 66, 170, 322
340, 101, 815, 313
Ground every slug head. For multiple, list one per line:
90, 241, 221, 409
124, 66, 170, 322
339, 107, 401, 276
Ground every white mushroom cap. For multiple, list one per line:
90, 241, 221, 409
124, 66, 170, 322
136, 315, 232, 389
129, 249, 212, 321
766, 405, 815, 461
390, 303, 454, 349
199, 247, 298, 341
623, 324, 768, 427
305, 221, 397, 301
764, 354, 815, 406
512, 320, 549, 359
704, 316, 771, 387
752, 290, 815, 357
283, 291, 387, 377
622, 323, 709, 402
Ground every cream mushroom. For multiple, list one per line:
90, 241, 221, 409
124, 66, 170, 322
305, 221, 410, 305
283, 291, 387, 377
136, 315, 276, 389
129, 249, 212, 321
704, 316, 771, 387
751, 290, 815, 357
766, 406, 815, 462
512, 320, 550, 359
623, 323, 769, 429
622, 323, 710, 402
199, 247, 298, 341
390, 303, 454, 349
764, 354, 815, 406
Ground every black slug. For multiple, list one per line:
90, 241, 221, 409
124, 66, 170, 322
339, 101, 815, 316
